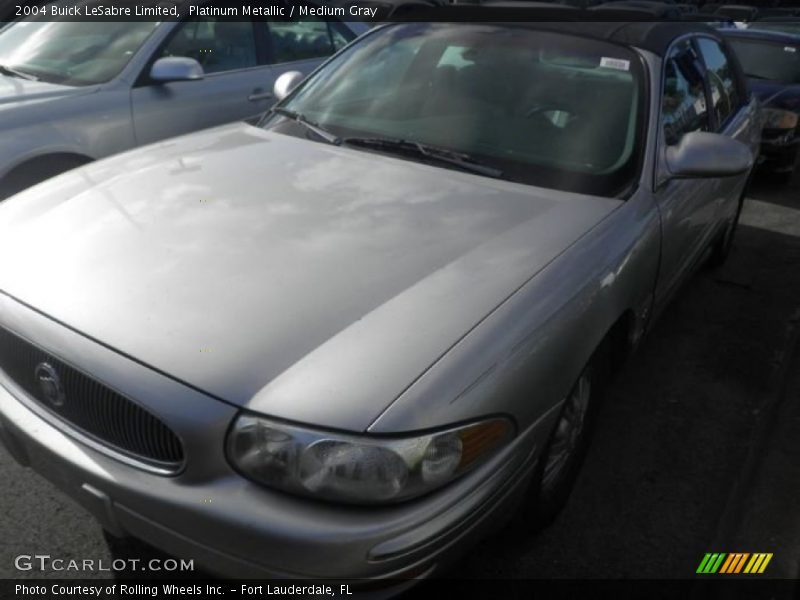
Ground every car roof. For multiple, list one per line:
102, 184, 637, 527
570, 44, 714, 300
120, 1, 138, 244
722, 27, 800, 44
517, 21, 719, 56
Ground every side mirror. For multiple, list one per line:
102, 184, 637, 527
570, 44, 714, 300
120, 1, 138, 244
273, 71, 304, 102
666, 131, 753, 179
149, 57, 204, 83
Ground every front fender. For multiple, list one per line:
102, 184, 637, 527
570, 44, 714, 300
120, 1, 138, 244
0, 88, 134, 179
369, 190, 661, 435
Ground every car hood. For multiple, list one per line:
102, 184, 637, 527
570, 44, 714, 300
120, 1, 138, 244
0, 74, 90, 108
0, 123, 622, 431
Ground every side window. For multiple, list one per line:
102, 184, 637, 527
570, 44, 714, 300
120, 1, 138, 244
160, 19, 258, 75
662, 41, 710, 146
697, 37, 741, 128
266, 19, 349, 64
330, 24, 352, 52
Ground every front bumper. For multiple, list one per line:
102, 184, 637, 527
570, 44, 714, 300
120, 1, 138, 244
0, 297, 552, 582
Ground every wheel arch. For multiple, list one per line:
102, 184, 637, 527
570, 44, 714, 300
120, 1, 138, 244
595, 308, 637, 384
0, 152, 95, 199
4, 151, 95, 178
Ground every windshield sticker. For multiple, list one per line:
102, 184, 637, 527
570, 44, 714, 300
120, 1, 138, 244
599, 57, 631, 71
785, 47, 797, 53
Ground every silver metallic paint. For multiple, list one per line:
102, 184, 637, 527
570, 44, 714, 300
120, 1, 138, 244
665, 131, 754, 179
149, 56, 205, 83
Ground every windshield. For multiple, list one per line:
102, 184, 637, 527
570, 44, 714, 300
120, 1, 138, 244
263, 23, 645, 196
727, 38, 800, 83
0, 20, 159, 86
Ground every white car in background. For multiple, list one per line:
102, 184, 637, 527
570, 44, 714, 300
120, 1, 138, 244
0, 1, 365, 198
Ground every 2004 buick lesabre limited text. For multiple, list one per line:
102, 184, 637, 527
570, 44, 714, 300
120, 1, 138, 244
46, 4, 180, 16
0, 22, 758, 590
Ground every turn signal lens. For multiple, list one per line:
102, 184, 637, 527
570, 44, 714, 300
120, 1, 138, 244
458, 419, 514, 469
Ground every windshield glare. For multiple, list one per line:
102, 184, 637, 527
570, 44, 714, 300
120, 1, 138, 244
728, 38, 800, 83
0, 20, 158, 86
266, 24, 644, 196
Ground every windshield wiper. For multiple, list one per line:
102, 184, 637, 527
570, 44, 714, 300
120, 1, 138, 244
0, 64, 38, 81
271, 107, 341, 145
343, 137, 503, 178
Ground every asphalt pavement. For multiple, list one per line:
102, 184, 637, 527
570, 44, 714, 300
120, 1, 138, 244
1, 173, 799, 582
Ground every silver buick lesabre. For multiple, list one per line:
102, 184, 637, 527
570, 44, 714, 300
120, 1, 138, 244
0, 22, 758, 584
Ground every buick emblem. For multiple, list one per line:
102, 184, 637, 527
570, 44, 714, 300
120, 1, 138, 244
34, 362, 66, 408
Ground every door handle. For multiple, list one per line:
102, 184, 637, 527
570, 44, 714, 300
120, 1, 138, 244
248, 91, 274, 102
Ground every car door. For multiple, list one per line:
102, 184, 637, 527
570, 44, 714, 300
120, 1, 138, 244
130, 18, 276, 146
653, 37, 732, 308
262, 17, 353, 82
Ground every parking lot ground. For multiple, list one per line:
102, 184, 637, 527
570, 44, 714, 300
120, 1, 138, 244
1, 174, 799, 583
711, 310, 800, 581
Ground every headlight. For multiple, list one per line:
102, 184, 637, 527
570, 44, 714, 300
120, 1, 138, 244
226, 415, 514, 504
763, 108, 799, 130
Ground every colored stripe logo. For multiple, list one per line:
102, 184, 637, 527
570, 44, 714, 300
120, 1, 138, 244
697, 553, 773, 574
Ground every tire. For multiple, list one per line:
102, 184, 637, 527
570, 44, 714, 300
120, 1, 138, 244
508, 355, 604, 534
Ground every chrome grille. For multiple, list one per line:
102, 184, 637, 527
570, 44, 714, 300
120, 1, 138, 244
0, 326, 184, 470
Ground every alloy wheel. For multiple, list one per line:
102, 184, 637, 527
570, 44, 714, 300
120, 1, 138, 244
540, 368, 592, 495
